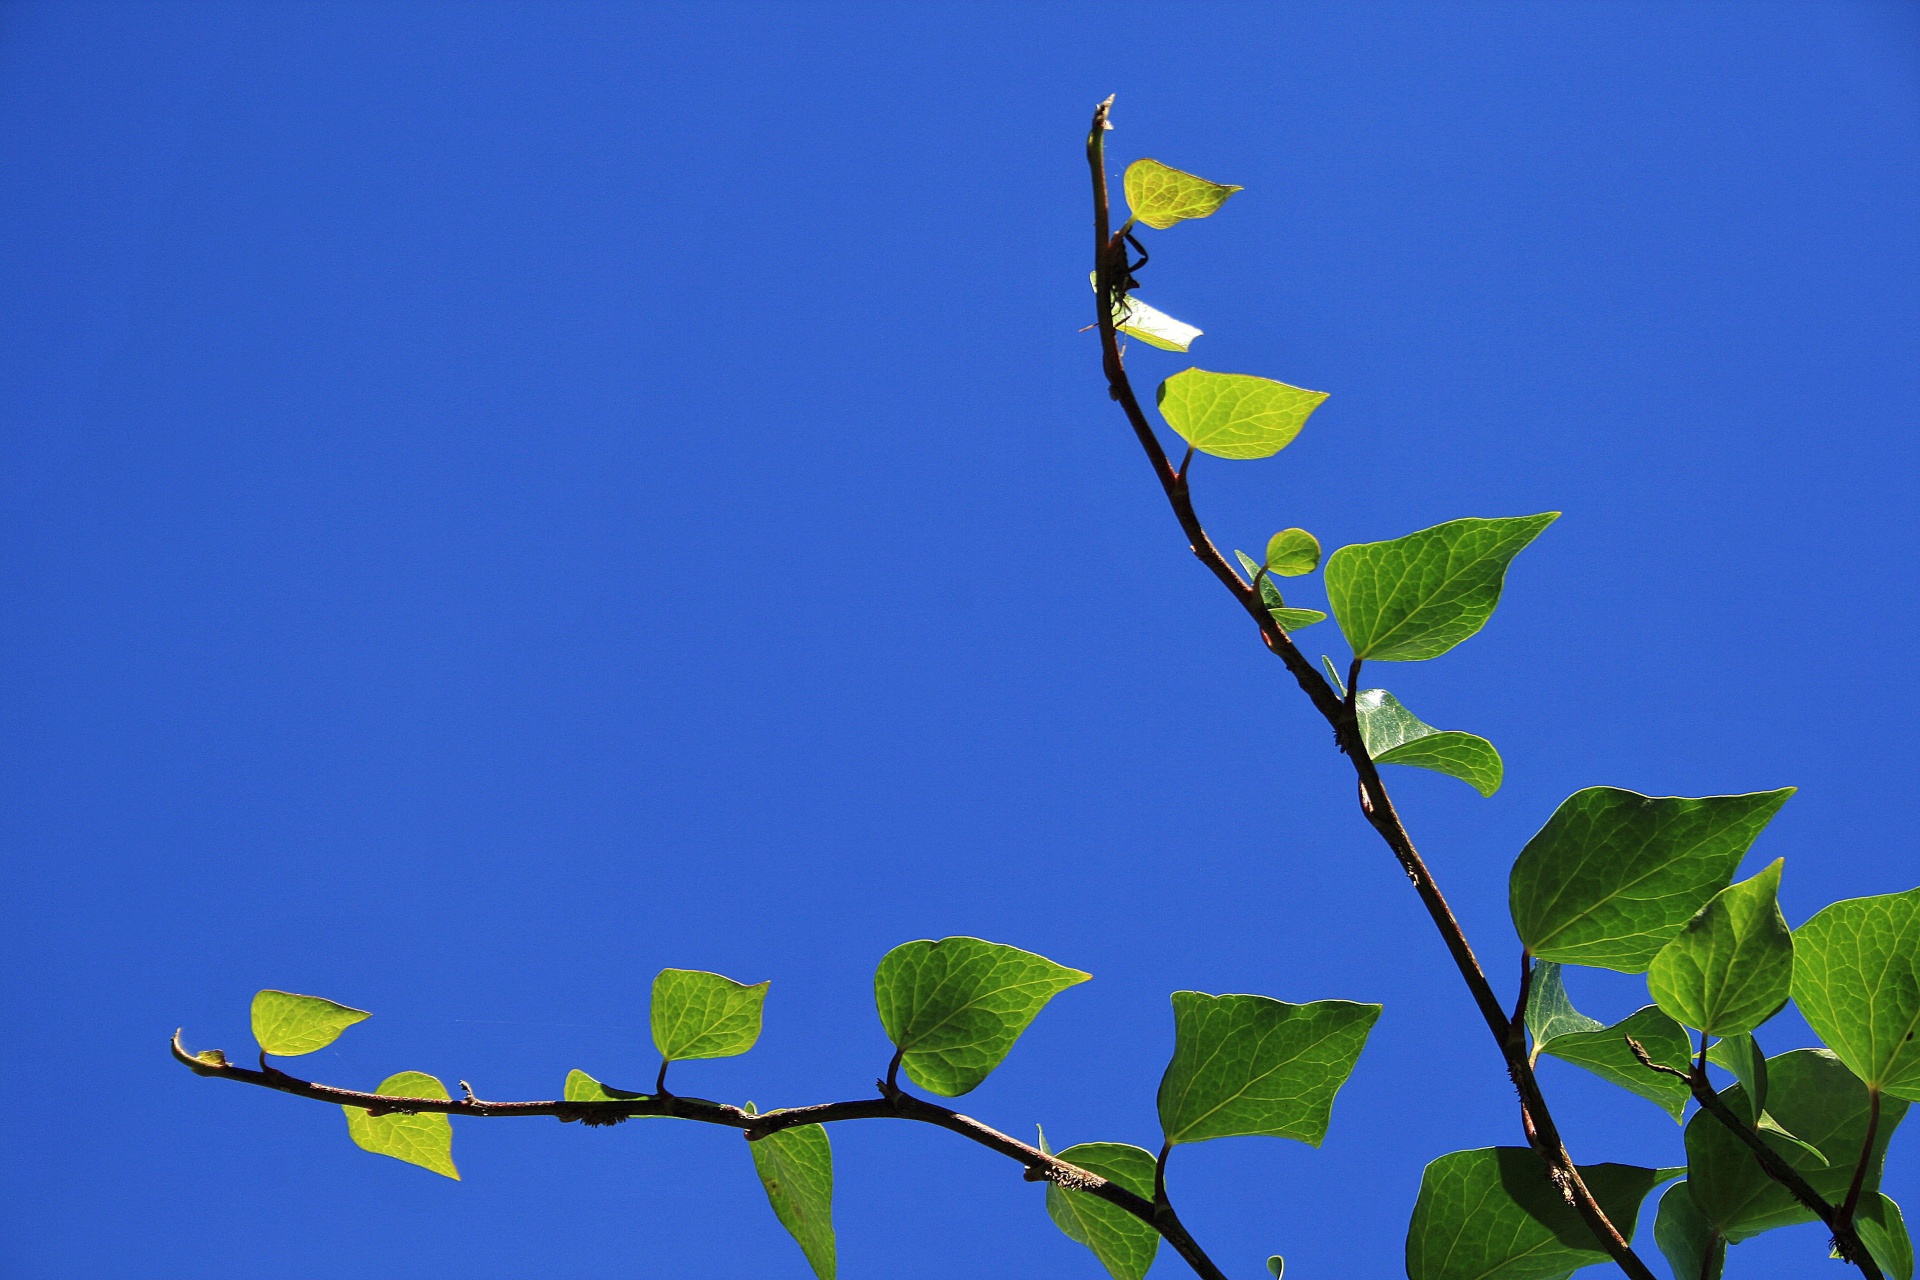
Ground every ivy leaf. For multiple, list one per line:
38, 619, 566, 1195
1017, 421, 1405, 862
1266, 1258, 1284, 1278
1324, 514, 1556, 662
1042, 1139, 1159, 1280
564, 1069, 647, 1104
874, 937, 1089, 1097
1269, 607, 1327, 631
1654, 1182, 1727, 1280
342, 1071, 459, 1180
744, 1104, 836, 1280
1265, 528, 1321, 577
1524, 961, 1602, 1050
1708, 1033, 1768, 1121
250, 989, 370, 1057
1648, 859, 1793, 1036
1540, 1005, 1694, 1122
1156, 368, 1328, 461
1685, 1049, 1907, 1241
1859, 1194, 1915, 1280
1354, 688, 1502, 797
1405, 1147, 1672, 1280
652, 969, 769, 1062
1791, 886, 1920, 1101
1233, 550, 1326, 631
1509, 787, 1794, 972
1088, 273, 1201, 351
1156, 992, 1380, 1146
1123, 158, 1241, 230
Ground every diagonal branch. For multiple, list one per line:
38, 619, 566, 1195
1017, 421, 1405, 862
1087, 97, 1658, 1280
171, 1031, 1229, 1280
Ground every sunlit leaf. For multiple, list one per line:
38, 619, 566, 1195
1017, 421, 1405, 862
1156, 368, 1327, 461
1354, 688, 1502, 796
1524, 961, 1601, 1051
1269, 607, 1327, 631
342, 1071, 458, 1180
1234, 549, 1326, 631
1041, 1136, 1159, 1280
1649, 859, 1793, 1036
745, 1103, 835, 1280
564, 1068, 647, 1103
1123, 158, 1241, 230
1265, 528, 1320, 577
250, 989, 369, 1057
652, 968, 769, 1062
1088, 273, 1202, 351
1791, 886, 1920, 1101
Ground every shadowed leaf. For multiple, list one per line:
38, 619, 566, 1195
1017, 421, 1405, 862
1042, 1137, 1159, 1280
1859, 1194, 1914, 1280
1541, 1005, 1694, 1122
564, 1069, 647, 1103
1524, 961, 1601, 1050
745, 1103, 835, 1280
1355, 688, 1502, 796
1654, 1182, 1726, 1280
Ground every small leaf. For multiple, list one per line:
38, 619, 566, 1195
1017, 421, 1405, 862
250, 989, 370, 1057
1509, 787, 1794, 972
1540, 1005, 1694, 1122
1320, 655, 1346, 698
1325, 514, 1556, 662
1156, 991, 1380, 1146
1859, 1194, 1915, 1280
874, 937, 1089, 1097
1156, 368, 1327, 461
1707, 1032, 1768, 1121
1043, 1141, 1159, 1280
342, 1071, 458, 1180
1264, 528, 1321, 577
1123, 158, 1241, 230
1088, 273, 1202, 351
564, 1069, 647, 1103
1654, 1182, 1726, 1280
1266, 1258, 1284, 1279
1685, 1048, 1907, 1241
1405, 1147, 1671, 1280
1268, 607, 1326, 631
1354, 688, 1502, 796
652, 968, 769, 1062
1524, 961, 1602, 1051
1648, 859, 1793, 1036
1791, 886, 1920, 1101
745, 1104, 836, 1280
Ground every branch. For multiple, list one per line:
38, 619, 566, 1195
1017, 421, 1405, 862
1087, 99, 1658, 1280
172, 1030, 1229, 1280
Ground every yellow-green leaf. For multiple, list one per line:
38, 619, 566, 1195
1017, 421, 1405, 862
1042, 1137, 1160, 1280
1156, 368, 1327, 461
342, 1071, 458, 1180
746, 1104, 836, 1280
652, 968, 769, 1062
1791, 886, 1920, 1101
1647, 859, 1794, 1036
1265, 528, 1321, 577
250, 989, 370, 1057
1123, 158, 1241, 230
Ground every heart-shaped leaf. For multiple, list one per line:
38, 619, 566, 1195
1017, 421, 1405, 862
1541, 1005, 1695, 1122
1791, 886, 1920, 1101
1354, 688, 1502, 796
1123, 159, 1241, 230
1040, 1134, 1159, 1280
342, 1071, 458, 1180
1264, 528, 1321, 577
652, 968, 769, 1062
1654, 1182, 1727, 1280
745, 1103, 836, 1280
1648, 858, 1793, 1036
1156, 368, 1327, 461
250, 989, 369, 1057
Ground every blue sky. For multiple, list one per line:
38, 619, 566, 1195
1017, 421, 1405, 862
3, 4, 1917, 1277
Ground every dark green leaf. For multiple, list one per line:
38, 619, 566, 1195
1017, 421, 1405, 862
1541, 1005, 1694, 1122
1654, 1182, 1725, 1280
250, 989, 370, 1057
1685, 1049, 1907, 1241
342, 1071, 458, 1180
1324, 514, 1557, 662
1524, 961, 1601, 1051
651, 968, 769, 1062
1265, 528, 1320, 577
1123, 159, 1241, 230
745, 1104, 835, 1280
1405, 1147, 1671, 1280
874, 937, 1089, 1097
1156, 369, 1327, 461
1354, 688, 1502, 796
1859, 1194, 1914, 1280
1509, 787, 1794, 972
1648, 859, 1793, 1036
1156, 991, 1379, 1146
1042, 1138, 1159, 1280
1266, 1257, 1284, 1278
1791, 886, 1920, 1101
1707, 1033, 1768, 1121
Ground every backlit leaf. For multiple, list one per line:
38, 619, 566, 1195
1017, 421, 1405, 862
1265, 528, 1321, 577
874, 937, 1089, 1097
1043, 1139, 1159, 1280
250, 989, 369, 1057
1123, 158, 1241, 230
1524, 961, 1601, 1051
1325, 515, 1557, 662
1156, 368, 1327, 461
1860, 1194, 1915, 1280
745, 1103, 835, 1280
1540, 1005, 1694, 1122
1654, 1182, 1726, 1280
1791, 886, 1920, 1101
1707, 1033, 1767, 1121
1089, 273, 1202, 351
564, 1068, 647, 1103
1354, 688, 1502, 796
1509, 787, 1794, 972
1234, 549, 1326, 631
342, 1071, 458, 1180
1648, 859, 1793, 1036
652, 968, 769, 1062
1156, 991, 1379, 1146
1269, 607, 1327, 631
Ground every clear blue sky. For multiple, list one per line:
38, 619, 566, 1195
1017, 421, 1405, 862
3, 4, 1917, 1278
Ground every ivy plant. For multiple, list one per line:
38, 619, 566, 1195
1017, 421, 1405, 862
171, 100, 1913, 1280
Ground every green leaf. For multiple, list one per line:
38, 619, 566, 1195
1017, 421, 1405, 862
1268, 607, 1326, 631
1265, 528, 1321, 577
1654, 1182, 1726, 1280
1791, 886, 1920, 1101
1234, 549, 1327, 631
1648, 859, 1793, 1036
1156, 991, 1380, 1146
1405, 1147, 1671, 1280
250, 989, 370, 1057
342, 1071, 459, 1180
1266, 1257, 1284, 1278
744, 1104, 836, 1280
1540, 1005, 1695, 1122
1524, 961, 1602, 1051
1155, 368, 1328, 461
564, 1068, 647, 1103
1324, 514, 1557, 662
1860, 1194, 1915, 1280
1509, 787, 1795, 973
1089, 273, 1201, 351
1685, 1048, 1907, 1241
1708, 1032, 1768, 1121
651, 968, 769, 1062
874, 937, 1089, 1097
1354, 688, 1503, 797
1122, 158, 1241, 230
1043, 1140, 1159, 1280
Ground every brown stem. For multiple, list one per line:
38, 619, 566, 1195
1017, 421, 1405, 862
1840, 1088, 1883, 1230
1088, 98, 1657, 1280
172, 1030, 1229, 1280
